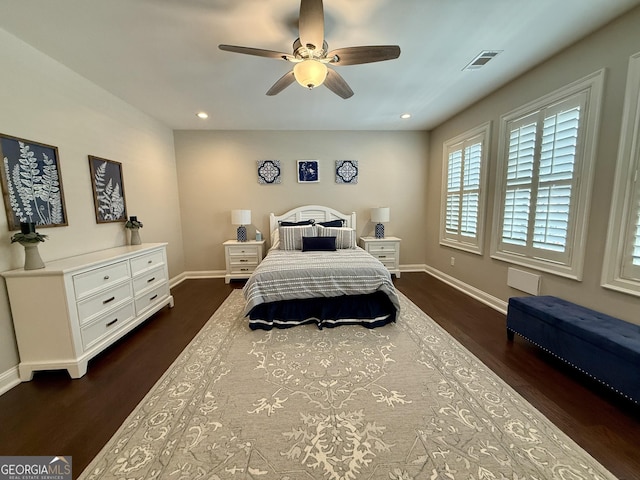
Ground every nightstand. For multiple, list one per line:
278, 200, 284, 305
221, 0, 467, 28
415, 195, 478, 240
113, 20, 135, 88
359, 236, 401, 278
223, 240, 266, 283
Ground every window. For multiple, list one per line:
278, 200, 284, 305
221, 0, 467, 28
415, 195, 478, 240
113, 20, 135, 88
491, 70, 604, 279
602, 52, 640, 297
440, 122, 490, 254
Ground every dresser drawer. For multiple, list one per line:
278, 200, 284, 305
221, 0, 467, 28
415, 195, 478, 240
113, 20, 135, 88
135, 283, 169, 315
227, 245, 259, 256
376, 257, 398, 268
132, 265, 167, 295
81, 301, 135, 350
367, 242, 397, 254
229, 263, 257, 275
73, 261, 130, 300
130, 249, 165, 275
76, 281, 133, 325
370, 251, 397, 261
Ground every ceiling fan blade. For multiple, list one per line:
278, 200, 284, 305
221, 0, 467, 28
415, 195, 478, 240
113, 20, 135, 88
327, 45, 401, 66
323, 68, 354, 99
219, 44, 294, 61
299, 0, 324, 51
266, 71, 296, 96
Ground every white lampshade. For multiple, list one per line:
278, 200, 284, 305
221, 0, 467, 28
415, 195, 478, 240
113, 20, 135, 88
371, 207, 390, 223
231, 209, 251, 225
293, 60, 328, 89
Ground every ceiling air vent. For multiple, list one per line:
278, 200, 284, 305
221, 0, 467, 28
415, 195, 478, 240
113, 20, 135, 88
464, 50, 502, 71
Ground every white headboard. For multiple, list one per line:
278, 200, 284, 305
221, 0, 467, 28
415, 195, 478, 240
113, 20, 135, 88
269, 205, 356, 236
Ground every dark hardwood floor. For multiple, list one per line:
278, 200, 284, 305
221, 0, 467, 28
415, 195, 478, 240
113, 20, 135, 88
0, 273, 638, 479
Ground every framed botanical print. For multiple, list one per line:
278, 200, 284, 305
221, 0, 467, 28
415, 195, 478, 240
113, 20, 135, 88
0, 133, 68, 230
297, 160, 319, 183
88, 155, 127, 223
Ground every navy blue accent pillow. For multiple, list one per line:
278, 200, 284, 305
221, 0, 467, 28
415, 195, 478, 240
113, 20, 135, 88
302, 236, 337, 251
317, 219, 345, 227
280, 219, 315, 226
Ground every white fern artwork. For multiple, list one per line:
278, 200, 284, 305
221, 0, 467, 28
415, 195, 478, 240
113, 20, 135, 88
2, 140, 66, 228
93, 161, 125, 221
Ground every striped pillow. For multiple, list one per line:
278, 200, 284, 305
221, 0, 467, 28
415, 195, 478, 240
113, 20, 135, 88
279, 225, 316, 250
317, 225, 356, 249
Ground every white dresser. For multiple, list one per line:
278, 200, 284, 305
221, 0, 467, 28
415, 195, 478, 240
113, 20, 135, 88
223, 239, 265, 283
2, 243, 174, 381
359, 236, 401, 277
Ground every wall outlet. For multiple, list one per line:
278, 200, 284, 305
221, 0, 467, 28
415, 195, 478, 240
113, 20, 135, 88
450, 256, 455, 266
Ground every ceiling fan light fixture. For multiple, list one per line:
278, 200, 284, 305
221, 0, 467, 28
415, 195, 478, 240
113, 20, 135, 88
293, 59, 328, 89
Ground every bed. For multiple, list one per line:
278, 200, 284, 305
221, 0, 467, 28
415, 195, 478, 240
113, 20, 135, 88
242, 205, 400, 330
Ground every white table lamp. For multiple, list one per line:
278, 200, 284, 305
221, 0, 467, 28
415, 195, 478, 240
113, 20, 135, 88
371, 207, 390, 239
231, 209, 251, 242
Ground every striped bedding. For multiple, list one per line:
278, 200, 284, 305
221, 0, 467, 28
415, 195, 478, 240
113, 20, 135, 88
242, 247, 400, 329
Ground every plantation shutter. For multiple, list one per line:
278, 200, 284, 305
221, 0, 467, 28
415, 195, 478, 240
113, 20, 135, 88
445, 148, 462, 234
621, 167, 640, 280
461, 142, 481, 238
499, 93, 585, 263
444, 135, 483, 242
502, 117, 535, 247
533, 105, 580, 252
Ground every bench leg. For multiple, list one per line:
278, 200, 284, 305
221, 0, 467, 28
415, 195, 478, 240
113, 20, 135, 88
507, 329, 515, 341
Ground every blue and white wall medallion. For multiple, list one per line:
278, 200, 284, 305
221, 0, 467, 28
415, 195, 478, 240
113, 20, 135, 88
257, 160, 281, 184
335, 160, 358, 184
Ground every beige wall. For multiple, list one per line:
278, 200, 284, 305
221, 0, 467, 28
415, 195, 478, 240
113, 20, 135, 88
0, 29, 185, 376
426, 7, 640, 323
174, 130, 429, 272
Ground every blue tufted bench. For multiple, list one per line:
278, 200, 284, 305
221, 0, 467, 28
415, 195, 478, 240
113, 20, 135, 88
507, 295, 640, 404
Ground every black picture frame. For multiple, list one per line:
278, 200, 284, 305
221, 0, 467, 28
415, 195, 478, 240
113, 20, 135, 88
88, 155, 128, 223
0, 133, 68, 230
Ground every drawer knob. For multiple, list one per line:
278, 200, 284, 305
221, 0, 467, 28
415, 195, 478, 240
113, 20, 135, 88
103, 296, 116, 304
148, 260, 153, 264
147, 277, 156, 283
240, 259, 248, 262
150, 294, 158, 301
241, 268, 249, 272
379, 255, 387, 258
106, 318, 118, 327
104, 275, 110, 280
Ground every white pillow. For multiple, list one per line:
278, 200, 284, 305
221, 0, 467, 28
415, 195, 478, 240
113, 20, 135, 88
279, 225, 317, 250
317, 225, 356, 249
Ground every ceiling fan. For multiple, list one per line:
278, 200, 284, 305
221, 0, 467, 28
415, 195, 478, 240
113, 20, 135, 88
218, 0, 401, 99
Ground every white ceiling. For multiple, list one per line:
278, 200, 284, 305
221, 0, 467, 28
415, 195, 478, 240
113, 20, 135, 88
1, 0, 639, 131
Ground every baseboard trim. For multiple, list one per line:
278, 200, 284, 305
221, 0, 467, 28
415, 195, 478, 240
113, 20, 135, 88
424, 265, 508, 314
0, 366, 21, 397
183, 270, 226, 280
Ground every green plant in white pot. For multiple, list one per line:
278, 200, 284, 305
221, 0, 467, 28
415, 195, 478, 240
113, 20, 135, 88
11, 222, 48, 270
125, 216, 143, 245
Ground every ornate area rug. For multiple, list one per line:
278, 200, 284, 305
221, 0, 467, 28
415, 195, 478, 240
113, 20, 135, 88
80, 290, 616, 480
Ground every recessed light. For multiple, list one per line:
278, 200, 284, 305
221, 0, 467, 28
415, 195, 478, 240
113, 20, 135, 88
196, 112, 209, 119
400, 113, 411, 119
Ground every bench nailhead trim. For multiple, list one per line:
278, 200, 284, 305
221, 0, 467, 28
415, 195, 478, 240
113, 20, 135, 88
508, 329, 638, 404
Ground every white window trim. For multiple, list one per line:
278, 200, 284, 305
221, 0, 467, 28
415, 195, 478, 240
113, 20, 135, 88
490, 69, 605, 280
439, 121, 491, 255
602, 52, 640, 297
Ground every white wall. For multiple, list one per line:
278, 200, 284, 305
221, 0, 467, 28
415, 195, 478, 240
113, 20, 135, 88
425, 7, 640, 323
0, 29, 185, 380
173, 130, 429, 273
